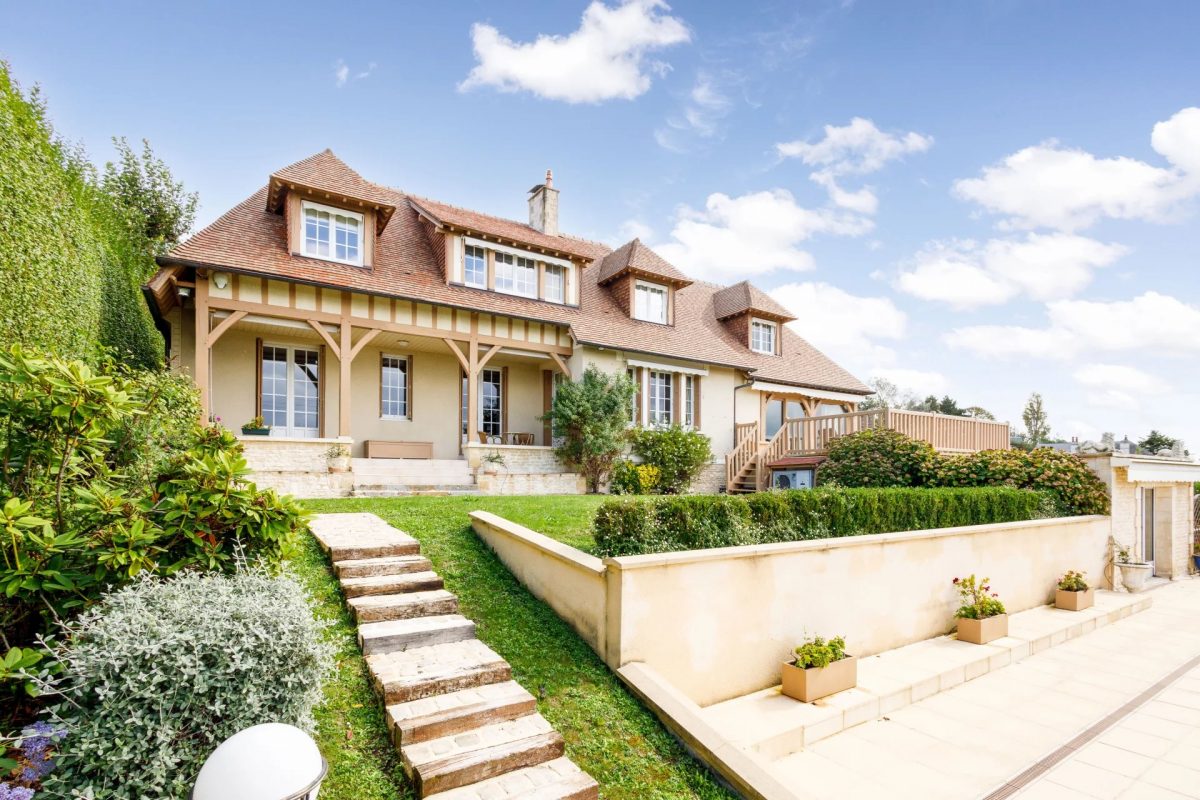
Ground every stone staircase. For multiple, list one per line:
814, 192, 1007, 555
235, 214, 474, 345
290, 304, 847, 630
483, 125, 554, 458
351, 458, 481, 497
310, 513, 598, 799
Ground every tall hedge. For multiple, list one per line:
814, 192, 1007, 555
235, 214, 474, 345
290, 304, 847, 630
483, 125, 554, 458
0, 62, 162, 366
592, 486, 1048, 557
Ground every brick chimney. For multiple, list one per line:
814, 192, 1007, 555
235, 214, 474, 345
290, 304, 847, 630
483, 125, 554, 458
528, 169, 559, 236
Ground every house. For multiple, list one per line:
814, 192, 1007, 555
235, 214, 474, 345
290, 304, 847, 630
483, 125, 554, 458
145, 150, 1008, 496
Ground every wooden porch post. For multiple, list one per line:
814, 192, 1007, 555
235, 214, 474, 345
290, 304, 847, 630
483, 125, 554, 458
339, 320, 352, 438
194, 276, 210, 421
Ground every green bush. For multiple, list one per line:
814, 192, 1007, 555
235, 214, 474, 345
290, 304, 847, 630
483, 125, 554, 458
818, 428, 937, 488
610, 460, 660, 495
545, 366, 636, 493
0, 347, 307, 707
932, 447, 1109, 516
44, 569, 334, 799
592, 486, 1046, 557
629, 426, 712, 494
792, 635, 848, 669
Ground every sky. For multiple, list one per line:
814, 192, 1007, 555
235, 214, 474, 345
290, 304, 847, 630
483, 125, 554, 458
5, 0, 1200, 448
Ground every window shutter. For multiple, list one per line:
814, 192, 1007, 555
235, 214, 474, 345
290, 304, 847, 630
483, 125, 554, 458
406, 354, 414, 420
672, 373, 682, 425
378, 352, 385, 418
255, 338, 263, 418
694, 375, 702, 429
634, 367, 643, 426
542, 370, 553, 445
501, 366, 509, 439
317, 344, 326, 438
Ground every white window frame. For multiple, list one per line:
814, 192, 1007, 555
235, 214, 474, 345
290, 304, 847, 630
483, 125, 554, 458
494, 252, 538, 299
634, 280, 668, 324
301, 200, 364, 267
260, 343, 321, 438
543, 263, 565, 304
479, 367, 503, 438
750, 318, 777, 355
684, 375, 696, 428
380, 354, 410, 420
463, 244, 487, 289
648, 370, 673, 428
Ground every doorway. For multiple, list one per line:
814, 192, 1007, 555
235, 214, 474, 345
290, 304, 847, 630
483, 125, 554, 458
261, 344, 320, 437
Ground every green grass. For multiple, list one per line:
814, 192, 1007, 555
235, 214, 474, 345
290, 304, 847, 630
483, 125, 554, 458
298, 495, 735, 800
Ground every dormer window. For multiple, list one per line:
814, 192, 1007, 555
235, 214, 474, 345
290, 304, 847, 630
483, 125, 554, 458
751, 319, 777, 355
464, 245, 487, 288
635, 280, 668, 324
495, 252, 538, 298
544, 263, 565, 303
302, 200, 363, 266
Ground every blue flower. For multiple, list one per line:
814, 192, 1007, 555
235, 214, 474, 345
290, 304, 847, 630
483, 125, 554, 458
0, 782, 36, 800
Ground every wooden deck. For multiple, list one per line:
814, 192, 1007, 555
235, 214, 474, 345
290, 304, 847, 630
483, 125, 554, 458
726, 408, 1011, 493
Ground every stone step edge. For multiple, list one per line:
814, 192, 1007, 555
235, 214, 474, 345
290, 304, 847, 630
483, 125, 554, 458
388, 681, 538, 747
421, 756, 599, 800
745, 593, 1155, 760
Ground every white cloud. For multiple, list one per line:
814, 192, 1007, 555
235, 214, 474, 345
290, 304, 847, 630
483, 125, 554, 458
334, 59, 376, 88
953, 106, 1200, 231
895, 234, 1127, 309
770, 282, 907, 368
871, 367, 950, 397
946, 291, 1200, 359
1073, 364, 1168, 411
653, 189, 873, 281
655, 73, 733, 152
459, 0, 690, 103
617, 218, 654, 241
777, 117, 932, 211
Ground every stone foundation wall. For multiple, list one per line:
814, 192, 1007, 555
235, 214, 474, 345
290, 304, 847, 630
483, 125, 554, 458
252, 471, 354, 499
477, 471, 585, 495
241, 437, 353, 499
466, 444, 566, 473
687, 461, 725, 494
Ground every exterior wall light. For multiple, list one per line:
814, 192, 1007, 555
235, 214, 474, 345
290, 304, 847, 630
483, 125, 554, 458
191, 723, 327, 800
213, 272, 231, 290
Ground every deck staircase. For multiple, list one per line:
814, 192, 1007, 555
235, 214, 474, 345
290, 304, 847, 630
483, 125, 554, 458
310, 513, 598, 800
351, 458, 481, 497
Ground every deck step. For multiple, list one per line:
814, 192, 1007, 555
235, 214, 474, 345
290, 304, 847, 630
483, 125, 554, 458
360, 614, 476, 655
350, 590, 459, 623
426, 757, 599, 800
368, 639, 512, 704
402, 715, 564, 797
342, 571, 444, 598
335, 554, 433, 579
388, 681, 537, 746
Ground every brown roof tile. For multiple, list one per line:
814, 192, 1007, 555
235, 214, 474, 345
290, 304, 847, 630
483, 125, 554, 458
407, 196, 598, 262
266, 150, 398, 230
712, 280, 797, 322
160, 152, 868, 396
596, 239, 693, 287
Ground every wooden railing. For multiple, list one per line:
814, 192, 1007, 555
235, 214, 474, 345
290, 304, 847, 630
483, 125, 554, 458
726, 422, 760, 487
884, 408, 1011, 453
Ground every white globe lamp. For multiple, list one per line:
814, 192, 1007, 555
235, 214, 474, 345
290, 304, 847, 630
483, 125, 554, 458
191, 723, 328, 800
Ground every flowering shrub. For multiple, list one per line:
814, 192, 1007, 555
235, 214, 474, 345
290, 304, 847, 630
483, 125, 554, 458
818, 428, 937, 488
1057, 570, 1089, 591
629, 426, 712, 494
609, 461, 661, 495
0, 721, 66, 798
952, 575, 1006, 620
43, 569, 333, 800
792, 635, 848, 669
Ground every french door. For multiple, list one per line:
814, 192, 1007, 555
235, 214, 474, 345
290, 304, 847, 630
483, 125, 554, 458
261, 345, 320, 438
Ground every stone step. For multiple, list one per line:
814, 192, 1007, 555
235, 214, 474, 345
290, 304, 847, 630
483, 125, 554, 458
310, 514, 422, 560
402, 715, 564, 797
369, 639, 512, 704
350, 590, 459, 624
425, 757, 598, 800
388, 681, 537, 747
342, 571, 444, 598
335, 554, 434, 579
360, 614, 477, 656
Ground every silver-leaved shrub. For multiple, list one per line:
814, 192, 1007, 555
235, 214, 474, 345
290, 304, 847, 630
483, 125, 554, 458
42, 569, 334, 799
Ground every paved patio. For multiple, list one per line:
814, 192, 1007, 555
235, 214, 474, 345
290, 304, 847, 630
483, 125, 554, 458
769, 578, 1200, 799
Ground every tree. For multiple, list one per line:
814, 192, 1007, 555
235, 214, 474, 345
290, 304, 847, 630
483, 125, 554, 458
962, 406, 996, 420
860, 377, 908, 410
102, 137, 197, 256
1022, 392, 1051, 448
1138, 430, 1178, 454
544, 366, 636, 493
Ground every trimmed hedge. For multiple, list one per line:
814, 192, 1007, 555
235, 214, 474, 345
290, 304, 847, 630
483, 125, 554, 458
0, 62, 162, 367
592, 487, 1049, 557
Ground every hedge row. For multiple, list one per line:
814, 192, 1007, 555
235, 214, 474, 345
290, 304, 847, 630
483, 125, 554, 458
0, 62, 162, 367
592, 486, 1050, 557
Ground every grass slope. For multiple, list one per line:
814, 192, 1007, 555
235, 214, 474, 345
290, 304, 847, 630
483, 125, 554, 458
301, 495, 735, 800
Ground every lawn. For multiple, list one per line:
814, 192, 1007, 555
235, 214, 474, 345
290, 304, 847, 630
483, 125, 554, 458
296, 495, 735, 800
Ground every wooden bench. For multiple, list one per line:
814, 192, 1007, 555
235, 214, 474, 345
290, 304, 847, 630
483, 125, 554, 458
363, 440, 433, 459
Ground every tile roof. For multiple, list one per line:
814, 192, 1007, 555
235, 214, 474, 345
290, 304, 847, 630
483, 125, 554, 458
407, 196, 598, 262
266, 150, 398, 230
595, 239, 693, 287
159, 151, 869, 396
712, 280, 797, 322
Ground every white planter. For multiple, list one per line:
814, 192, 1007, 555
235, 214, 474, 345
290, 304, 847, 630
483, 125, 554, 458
1118, 562, 1153, 593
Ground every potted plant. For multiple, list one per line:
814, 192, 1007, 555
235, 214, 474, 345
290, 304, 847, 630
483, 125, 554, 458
479, 451, 506, 476
1114, 543, 1153, 593
240, 416, 270, 436
325, 444, 351, 473
1054, 570, 1094, 611
953, 575, 1008, 644
781, 635, 856, 703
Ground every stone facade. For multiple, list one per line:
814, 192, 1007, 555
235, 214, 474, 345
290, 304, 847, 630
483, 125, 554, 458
477, 471, 586, 495
465, 443, 568, 473
688, 461, 725, 494
241, 436, 354, 498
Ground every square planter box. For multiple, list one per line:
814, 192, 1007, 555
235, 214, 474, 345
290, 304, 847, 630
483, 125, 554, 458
241, 427, 271, 436
957, 614, 1008, 645
781, 656, 857, 703
1055, 587, 1095, 611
